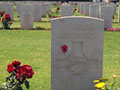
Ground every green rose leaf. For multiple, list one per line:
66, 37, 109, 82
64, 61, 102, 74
25, 80, 29, 89
6, 77, 10, 82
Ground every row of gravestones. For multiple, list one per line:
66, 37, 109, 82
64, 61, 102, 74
78, 2, 116, 29
15, 1, 52, 18
60, 2, 116, 29
118, 5, 120, 23
0, 1, 118, 30
0, 1, 116, 30
0, 2, 52, 29
20, 3, 51, 29
0, 1, 78, 30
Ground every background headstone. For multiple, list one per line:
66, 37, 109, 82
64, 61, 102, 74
61, 3, 73, 16
89, 4, 99, 18
80, 3, 85, 14
100, 6, 113, 29
4, 3, 14, 20
33, 3, 42, 22
16, 2, 24, 17
51, 16, 104, 90
84, 3, 90, 16
78, 2, 81, 12
21, 4, 34, 30
42, 3, 49, 16
118, 5, 120, 23
0, 2, 5, 12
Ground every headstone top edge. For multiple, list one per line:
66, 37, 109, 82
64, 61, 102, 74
51, 16, 104, 22
100, 5, 113, 8
21, 4, 33, 6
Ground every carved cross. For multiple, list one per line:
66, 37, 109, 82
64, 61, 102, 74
56, 42, 89, 75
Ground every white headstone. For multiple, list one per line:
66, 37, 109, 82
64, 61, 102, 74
0, 2, 5, 12
118, 5, 120, 23
80, 3, 85, 14
61, 3, 73, 16
89, 4, 99, 18
100, 6, 113, 28
21, 4, 34, 30
4, 3, 14, 20
84, 3, 90, 16
16, 2, 24, 17
42, 3, 49, 16
51, 16, 104, 90
107, 3, 116, 14
33, 3, 42, 22
48, 3, 52, 12
78, 2, 81, 12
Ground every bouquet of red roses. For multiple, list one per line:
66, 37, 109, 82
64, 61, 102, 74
1, 13, 13, 29
0, 60, 34, 90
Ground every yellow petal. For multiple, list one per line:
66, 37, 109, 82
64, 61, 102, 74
93, 80, 100, 83
102, 87, 105, 89
95, 82, 106, 88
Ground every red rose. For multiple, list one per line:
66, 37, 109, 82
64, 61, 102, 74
113, 16, 115, 19
28, 70, 34, 78
27, 66, 32, 72
4, 14, 11, 20
7, 64, 15, 73
57, 7, 60, 11
16, 73, 20, 80
16, 65, 34, 80
12, 60, 21, 67
0, 12, 4, 17
22, 65, 34, 78
74, 8, 77, 11
61, 45, 68, 53
16, 66, 27, 81
52, 16, 56, 18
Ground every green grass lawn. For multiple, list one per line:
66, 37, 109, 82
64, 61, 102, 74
0, 30, 51, 90
0, 4, 120, 90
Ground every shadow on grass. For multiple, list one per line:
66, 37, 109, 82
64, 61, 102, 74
40, 21, 50, 23
13, 20, 50, 22
14, 20, 21, 22
35, 26, 50, 30
112, 22, 119, 23
0, 27, 50, 30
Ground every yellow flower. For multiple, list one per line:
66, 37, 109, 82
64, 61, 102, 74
102, 87, 105, 89
93, 80, 100, 83
112, 75, 117, 78
95, 82, 106, 88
